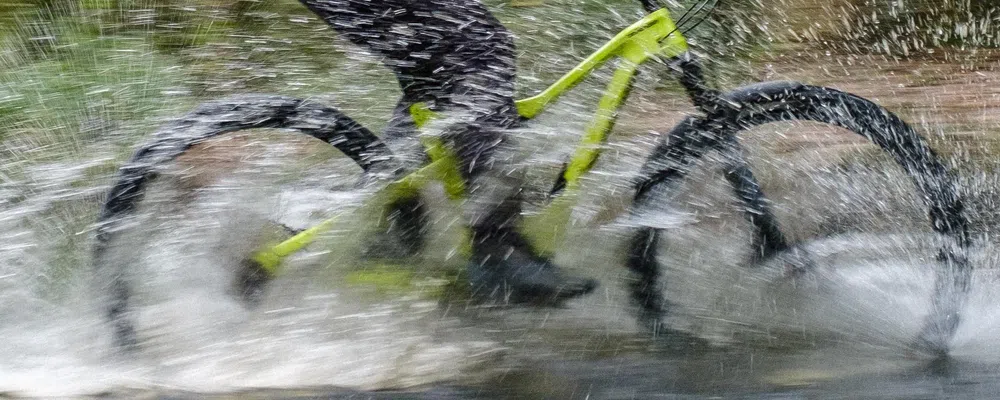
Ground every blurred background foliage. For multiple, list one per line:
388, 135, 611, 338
1, 0, 1000, 157
842, 0, 1000, 54
766, 0, 1000, 56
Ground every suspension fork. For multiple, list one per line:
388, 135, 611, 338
672, 53, 725, 116
670, 53, 791, 261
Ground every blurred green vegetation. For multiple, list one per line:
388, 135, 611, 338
845, 0, 1000, 55
0, 0, 661, 158
2, 0, 998, 159
771, 0, 1000, 56
0, 0, 396, 139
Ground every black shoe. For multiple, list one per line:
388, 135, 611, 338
467, 231, 597, 305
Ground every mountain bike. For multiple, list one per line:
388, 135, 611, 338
93, 0, 971, 355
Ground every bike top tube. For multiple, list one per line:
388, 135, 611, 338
408, 8, 689, 127
514, 9, 688, 119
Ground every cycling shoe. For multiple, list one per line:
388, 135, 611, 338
468, 233, 597, 305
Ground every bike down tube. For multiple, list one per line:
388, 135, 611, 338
519, 15, 688, 256
250, 141, 462, 275
519, 59, 642, 257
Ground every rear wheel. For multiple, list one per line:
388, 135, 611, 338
93, 94, 396, 349
627, 82, 969, 349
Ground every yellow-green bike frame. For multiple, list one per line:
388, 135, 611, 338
250, 9, 690, 277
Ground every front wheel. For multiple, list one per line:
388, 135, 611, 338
627, 82, 970, 351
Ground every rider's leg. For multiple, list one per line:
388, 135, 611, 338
430, 14, 596, 303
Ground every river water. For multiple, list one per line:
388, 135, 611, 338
5, 113, 1000, 398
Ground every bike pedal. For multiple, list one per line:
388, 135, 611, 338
233, 257, 273, 308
